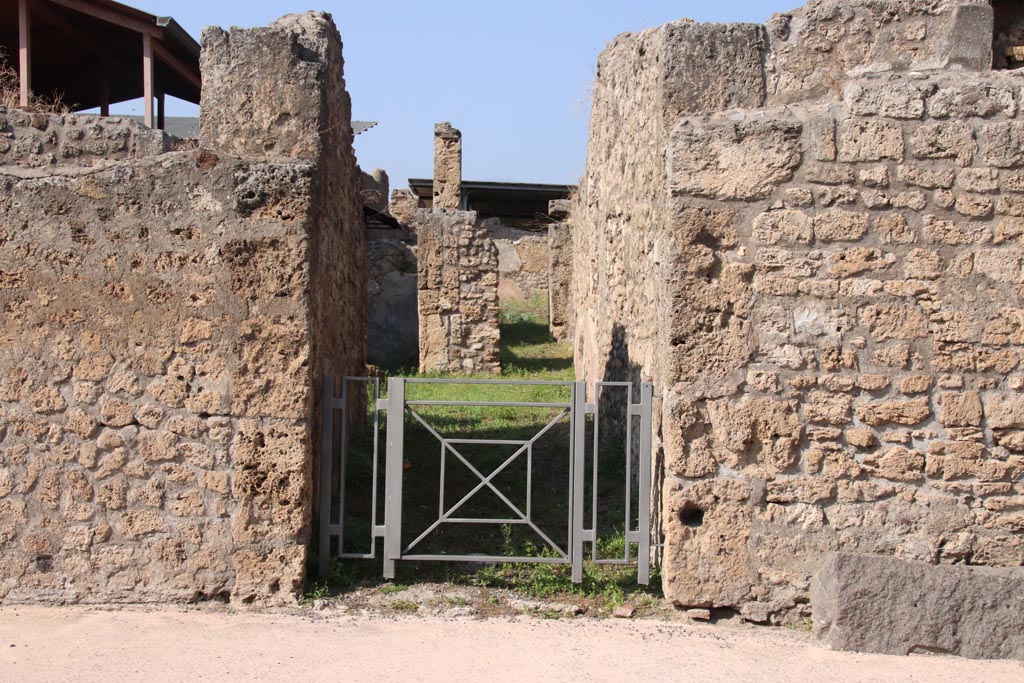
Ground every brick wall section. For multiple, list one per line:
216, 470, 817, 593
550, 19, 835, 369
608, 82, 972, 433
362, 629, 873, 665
0, 108, 171, 168
573, 0, 1024, 624
0, 12, 365, 606
418, 210, 500, 373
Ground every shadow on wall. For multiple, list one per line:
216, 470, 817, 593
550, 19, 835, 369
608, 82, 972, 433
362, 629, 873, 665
600, 323, 664, 569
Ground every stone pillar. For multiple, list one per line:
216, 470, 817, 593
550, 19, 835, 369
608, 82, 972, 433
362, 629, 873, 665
433, 121, 462, 210
418, 210, 500, 374
547, 199, 573, 342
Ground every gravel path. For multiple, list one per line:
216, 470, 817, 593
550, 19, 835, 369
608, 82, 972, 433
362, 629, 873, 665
1, 605, 1021, 682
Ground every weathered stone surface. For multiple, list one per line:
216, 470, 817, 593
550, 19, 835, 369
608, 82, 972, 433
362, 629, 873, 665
813, 553, 1024, 660
670, 119, 802, 201
0, 12, 365, 607
575, 0, 1024, 630
417, 210, 500, 374
548, 222, 573, 341
366, 238, 418, 367
432, 122, 462, 210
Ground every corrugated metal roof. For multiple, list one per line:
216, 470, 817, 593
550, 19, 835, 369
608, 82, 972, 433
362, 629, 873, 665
353, 121, 378, 135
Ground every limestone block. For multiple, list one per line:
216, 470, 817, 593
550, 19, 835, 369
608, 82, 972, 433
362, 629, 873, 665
813, 209, 868, 243
838, 120, 904, 162
909, 122, 975, 167
984, 394, 1024, 429
669, 119, 802, 201
981, 122, 1024, 168
752, 210, 813, 245
938, 391, 983, 427
813, 553, 1024, 660
844, 82, 928, 120
855, 398, 931, 426
662, 21, 768, 117
929, 84, 1017, 119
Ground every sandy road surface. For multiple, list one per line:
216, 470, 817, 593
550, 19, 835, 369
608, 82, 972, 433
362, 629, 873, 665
1, 605, 1021, 683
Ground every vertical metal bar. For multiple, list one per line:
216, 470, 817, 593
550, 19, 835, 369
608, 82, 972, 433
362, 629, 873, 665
18, 0, 31, 107
142, 33, 154, 128
637, 382, 653, 586
370, 378, 380, 557
337, 379, 349, 554
438, 442, 446, 519
591, 385, 600, 561
317, 376, 335, 578
625, 383, 632, 562
526, 444, 532, 520
383, 378, 405, 579
571, 381, 586, 583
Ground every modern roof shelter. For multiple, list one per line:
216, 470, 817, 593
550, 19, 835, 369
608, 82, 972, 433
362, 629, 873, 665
1, 0, 201, 128
408, 178, 574, 228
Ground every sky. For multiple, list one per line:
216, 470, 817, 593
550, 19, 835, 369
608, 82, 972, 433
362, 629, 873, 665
122, 1, 797, 189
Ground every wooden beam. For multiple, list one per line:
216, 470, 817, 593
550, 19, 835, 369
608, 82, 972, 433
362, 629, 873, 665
156, 91, 164, 130
45, 0, 163, 37
100, 63, 109, 116
142, 33, 153, 127
18, 0, 31, 107
151, 41, 201, 91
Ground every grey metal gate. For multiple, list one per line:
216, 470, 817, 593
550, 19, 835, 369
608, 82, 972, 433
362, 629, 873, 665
318, 377, 653, 584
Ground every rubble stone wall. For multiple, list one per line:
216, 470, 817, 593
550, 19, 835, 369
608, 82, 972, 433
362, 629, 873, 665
0, 12, 365, 606
418, 210, 500, 373
574, 0, 1024, 624
548, 222, 573, 341
0, 107, 172, 168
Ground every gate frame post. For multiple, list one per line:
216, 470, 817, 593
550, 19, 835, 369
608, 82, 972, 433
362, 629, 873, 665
383, 377, 406, 580
317, 376, 336, 578
637, 382, 653, 585
570, 380, 587, 583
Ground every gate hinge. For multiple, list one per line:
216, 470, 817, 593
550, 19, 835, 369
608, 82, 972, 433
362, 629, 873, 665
628, 404, 644, 416
376, 399, 389, 411
373, 525, 386, 538
584, 403, 597, 415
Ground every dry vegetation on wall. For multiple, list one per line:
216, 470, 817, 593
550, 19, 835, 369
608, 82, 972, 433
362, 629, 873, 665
0, 48, 70, 114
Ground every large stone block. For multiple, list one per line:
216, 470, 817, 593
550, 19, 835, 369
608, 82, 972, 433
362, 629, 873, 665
669, 118, 802, 201
813, 553, 1024, 660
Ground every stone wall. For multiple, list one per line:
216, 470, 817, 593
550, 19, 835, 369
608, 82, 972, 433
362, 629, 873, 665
360, 168, 389, 212
418, 210, 500, 374
489, 223, 550, 304
432, 122, 462, 210
0, 12, 365, 606
574, 0, 1024, 624
0, 107, 172, 168
548, 221, 572, 342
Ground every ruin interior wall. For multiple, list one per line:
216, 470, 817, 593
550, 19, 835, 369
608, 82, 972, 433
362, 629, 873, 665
548, 220, 573, 341
0, 12, 365, 605
489, 223, 550, 305
417, 210, 500, 374
573, 0, 1024, 623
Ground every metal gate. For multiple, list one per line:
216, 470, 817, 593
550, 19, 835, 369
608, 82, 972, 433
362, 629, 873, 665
318, 377, 653, 584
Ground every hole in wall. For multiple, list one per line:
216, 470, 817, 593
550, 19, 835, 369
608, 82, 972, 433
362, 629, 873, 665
993, 0, 1024, 69
679, 503, 705, 528
35, 556, 53, 573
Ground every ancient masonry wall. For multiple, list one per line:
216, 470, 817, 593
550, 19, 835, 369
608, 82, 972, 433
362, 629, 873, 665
490, 224, 550, 304
0, 109, 173, 168
367, 233, 419, 368
573, 0, 1024, 623
547, 202, 573, 342
0, 12, 365, 605
418, 210, 501, 374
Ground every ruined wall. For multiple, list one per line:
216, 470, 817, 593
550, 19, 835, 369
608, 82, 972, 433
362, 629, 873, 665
574, 0, 1024, 624
489, 224, 550, 304
0, 12, 365, 606
548, 221, 572, 342
418, 210, 500, 374
0, 108, 172, 168
360, 168, 389, 212
432, 123, 462, 211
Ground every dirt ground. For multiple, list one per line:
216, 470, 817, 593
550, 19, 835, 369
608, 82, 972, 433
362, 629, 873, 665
1, 604, 1021, 683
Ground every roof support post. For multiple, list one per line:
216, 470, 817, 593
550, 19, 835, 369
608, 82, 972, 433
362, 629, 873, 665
18, 0, 31, 108
99, 62, 110, 116
156, 92, 165, 130
142, 33, 154, 127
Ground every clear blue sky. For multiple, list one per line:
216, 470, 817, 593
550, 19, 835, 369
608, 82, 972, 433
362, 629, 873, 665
128, 1, 796, 188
